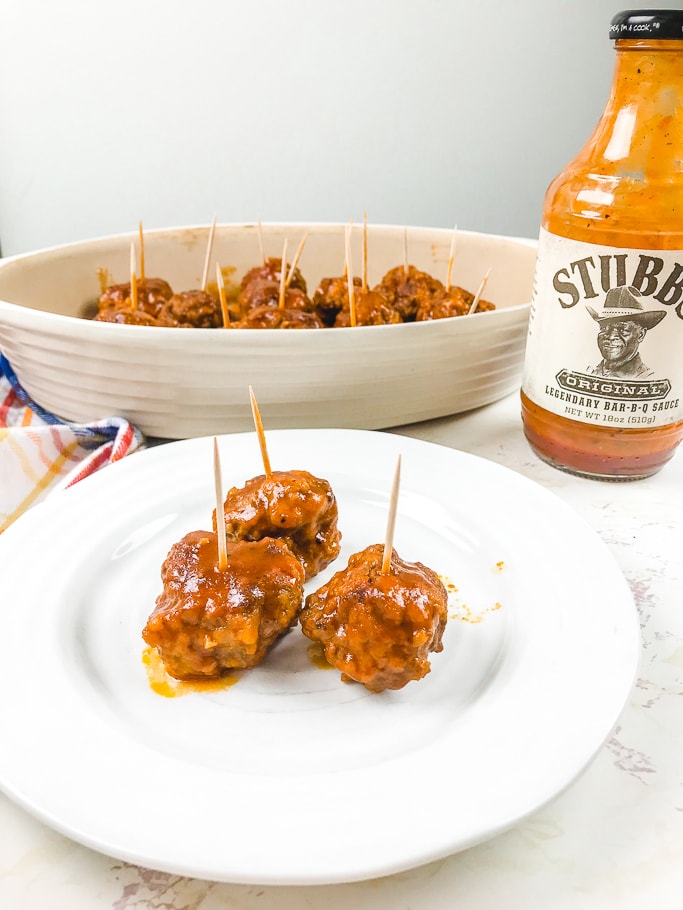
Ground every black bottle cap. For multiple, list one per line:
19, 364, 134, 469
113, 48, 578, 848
610, 9, 683, 40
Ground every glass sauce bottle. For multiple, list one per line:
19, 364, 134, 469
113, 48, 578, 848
521, 9, 683, 480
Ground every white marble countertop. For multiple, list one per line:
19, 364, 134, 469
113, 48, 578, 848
1, 390, 681, 910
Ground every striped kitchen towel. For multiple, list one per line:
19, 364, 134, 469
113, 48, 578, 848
0, 354, 144, 532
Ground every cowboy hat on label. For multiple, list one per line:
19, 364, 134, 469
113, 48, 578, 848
586, 285, 667, 329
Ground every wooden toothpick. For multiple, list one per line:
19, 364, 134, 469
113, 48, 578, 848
446, 224, 458, 291
381, 455, 402, 575
278, 238, 288, 310
213, 437, 228, 571
130, 242, 138, 311
345, 222, 357, 327
216, 262, 230, 327
201, 214, 217, 291
469, 268, 491, 315
403, 227, 409, 277
286, 231, 308, 288
257, 218, 266, 265
138, 221, 145, 282
362, 211, 368, 291
249, 386, 272, 476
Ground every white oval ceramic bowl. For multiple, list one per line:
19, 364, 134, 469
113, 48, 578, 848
0, 223, 535, 439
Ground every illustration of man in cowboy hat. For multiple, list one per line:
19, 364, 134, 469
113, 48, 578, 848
586, 285, 667, 379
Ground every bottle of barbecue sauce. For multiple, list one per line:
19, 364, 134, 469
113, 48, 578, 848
520, 9, 683, 480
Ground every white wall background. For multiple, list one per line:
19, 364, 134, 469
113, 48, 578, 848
0, 0, 664, 256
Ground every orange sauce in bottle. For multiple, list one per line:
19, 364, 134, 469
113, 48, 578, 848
521, 11, 683, 480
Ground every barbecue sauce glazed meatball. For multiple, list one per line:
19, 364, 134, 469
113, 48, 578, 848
143, 532, 305, 679
98, 277, 174, 319
237, 257, 312, 318
375, 265, 443, 322
236, 279, 315, 319
94, 307, 167, 326
214, 470, 341, 581
312, 275, 362, 326
237, 304, 324, 329
240, 257, 307, 295
160, 289, 223, 328
333, 288, 402, 327
415, 285, 495, 321
300, 543, 448, 693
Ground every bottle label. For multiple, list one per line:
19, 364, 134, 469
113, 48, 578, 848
522, 229, 683, 429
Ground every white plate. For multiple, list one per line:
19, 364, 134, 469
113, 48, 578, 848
0, 429, 639, 885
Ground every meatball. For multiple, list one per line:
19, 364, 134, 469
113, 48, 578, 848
237, 304, 324, 329
93, 307, 164, 326
214, 469, 341, 581
416, 285, 496, 321
98, 277, 174, 319
160, 289, 223, 328
142, 532, 305, 679
240, 257, 307, 295
333, 288, 402, 327
312, 275, 362, 327
300, 543, 448, 693
375, 265, 443, 322
237, 279, 314, 318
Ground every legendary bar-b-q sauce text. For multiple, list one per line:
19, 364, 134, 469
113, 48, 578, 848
521, 9, 683, 480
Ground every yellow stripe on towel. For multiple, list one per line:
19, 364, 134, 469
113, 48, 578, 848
0, 437, 82, 533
